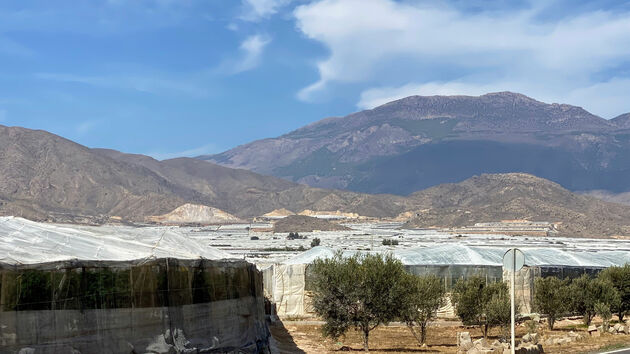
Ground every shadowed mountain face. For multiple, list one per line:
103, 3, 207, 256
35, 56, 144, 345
201, 92, 630, 195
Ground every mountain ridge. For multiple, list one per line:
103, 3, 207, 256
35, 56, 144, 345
201, 92, 630, 195
2, 123, 630, 237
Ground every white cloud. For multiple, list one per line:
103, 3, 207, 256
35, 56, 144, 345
216, 34, 271, 74
561, 79, 630, 118
357, 78, 630, 118
147, 144, 221, 160
358, 82, 512, 110
240, 0, 292, 22
294, 0, 630, 116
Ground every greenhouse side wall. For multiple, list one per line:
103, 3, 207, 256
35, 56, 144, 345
0, 258, 270, 353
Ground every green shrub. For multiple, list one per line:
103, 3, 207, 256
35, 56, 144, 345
381, 239, 399, 246
598, 264, 630, 322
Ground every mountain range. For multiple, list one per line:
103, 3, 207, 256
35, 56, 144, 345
202, 92, 630, 196
2, 91, 630, 237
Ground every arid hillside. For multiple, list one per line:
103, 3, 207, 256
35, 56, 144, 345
404, 173, 630, 237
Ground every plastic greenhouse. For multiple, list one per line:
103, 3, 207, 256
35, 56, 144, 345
0, 217, 269, 353
264, 245, 630, 317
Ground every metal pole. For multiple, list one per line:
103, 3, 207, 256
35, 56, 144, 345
511, 249, 516, 354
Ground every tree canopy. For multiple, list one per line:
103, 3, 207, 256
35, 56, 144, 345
533, 276, 570, 330
452, 276, 511, 338
310, 252, 408, 351
598, 264, 630, 322
569, 274, 620, 325
400, 274, 445, 345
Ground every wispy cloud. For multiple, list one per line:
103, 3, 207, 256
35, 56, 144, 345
0, 35, 34, 57
0, 1, 200, 35
75, 120, 99, 135
34, 72, 210, 97
239, 0, 292, 22
294, 0, 630, 117
146, 144, 222, 160
215, 34, 271, 74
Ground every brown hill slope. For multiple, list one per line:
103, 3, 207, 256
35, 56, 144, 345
0, 125, 411, 222
273, 215, 351, 233
0, 125, 203, 223
404, 173, 630, 237
93, 149, 413, 218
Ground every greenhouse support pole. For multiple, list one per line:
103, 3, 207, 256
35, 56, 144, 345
510, 249, 515, 354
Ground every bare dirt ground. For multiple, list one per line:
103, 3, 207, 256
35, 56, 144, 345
270, 318, 630, 354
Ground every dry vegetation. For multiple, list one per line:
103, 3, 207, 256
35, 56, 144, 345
271, 318, 630, 354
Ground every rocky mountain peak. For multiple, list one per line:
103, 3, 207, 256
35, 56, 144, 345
612, 113, 630, 128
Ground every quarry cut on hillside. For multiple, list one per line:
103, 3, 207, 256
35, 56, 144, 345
148, 203, 242, 225
273, 215, 352, 233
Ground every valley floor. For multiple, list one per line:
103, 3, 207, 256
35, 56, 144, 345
270, 318, 630, 354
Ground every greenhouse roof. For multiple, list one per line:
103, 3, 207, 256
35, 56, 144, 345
284, 244, 630, 268
0, 216, 232, 265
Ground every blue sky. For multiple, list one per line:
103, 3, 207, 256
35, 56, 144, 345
1, 0, 629, 159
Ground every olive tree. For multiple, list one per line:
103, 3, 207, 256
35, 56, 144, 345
598, 264, 630, 322
400, 274, 445, 346
569, 274, 620, 325
452, 276, 511, 338
310, 252, 408, 351
533, 276, 570, 330
595, 302, 612, 331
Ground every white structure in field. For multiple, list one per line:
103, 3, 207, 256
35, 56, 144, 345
264, 244, 630, 317
0, 217, 269, 353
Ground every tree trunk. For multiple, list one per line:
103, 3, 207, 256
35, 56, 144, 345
407, 324, 423, 346
483, 324, 489, 339
619, 312, 625, 323
585, 312, 594, 326
549, 318, 554, 331
363, 328, 370, 352
420, 322, 427, 345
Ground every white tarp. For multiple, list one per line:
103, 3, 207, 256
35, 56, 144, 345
0, 216, 231, 264
271, 264, 306, 317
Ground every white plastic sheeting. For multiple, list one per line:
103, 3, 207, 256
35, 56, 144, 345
0, 216, 231, 264
285, 244, 630, 268
395, 244, 630, 268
